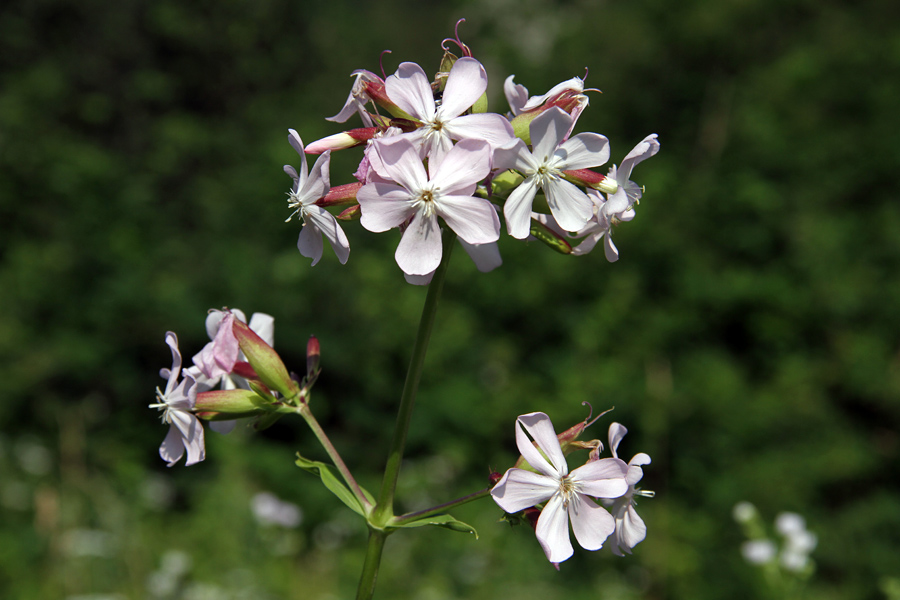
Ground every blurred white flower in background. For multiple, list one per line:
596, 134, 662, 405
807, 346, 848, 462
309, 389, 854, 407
251, 492, 302, 528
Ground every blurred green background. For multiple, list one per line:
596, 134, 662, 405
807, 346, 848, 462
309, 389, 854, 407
2, 0, 899, 598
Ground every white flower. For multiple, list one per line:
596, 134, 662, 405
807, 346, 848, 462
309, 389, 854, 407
284, 129, 350, 265
494, 107, 609, 238
601, 422, 653, 555
732, 501, 758, 524
326, 69, 383, 127
775, 512, 817, 572
149, 332, 205, 467
742, 539, 777, 564
357, 136, 500, 276
568, 134, 660, 261
491, 412, 628, 564
384, 58, 514, 162
187, 309, 275, 434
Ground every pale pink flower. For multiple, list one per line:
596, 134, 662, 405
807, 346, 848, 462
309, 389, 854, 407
494, 107, 609, 238
491, 412, 628, 564
284, 130, 350, 265
149, 332, 205, 467
188, 309, 274, 434
326, 69, 383, 127
357, 136, 499, 276
601, 422, 652, 556
384, 58, 514, 161
566, 134, 660, 261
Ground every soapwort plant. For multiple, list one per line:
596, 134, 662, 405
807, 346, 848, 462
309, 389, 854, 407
147, 22, 660, 599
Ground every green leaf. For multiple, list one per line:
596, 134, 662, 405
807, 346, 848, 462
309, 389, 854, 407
392, 513, 478, 538
295, 453, 367, 517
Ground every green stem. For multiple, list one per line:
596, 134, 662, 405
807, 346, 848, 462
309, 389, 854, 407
374, 231, 456, 522
391, 487, 491, 526
299, 404, 372, 511
356, 529, 387, 600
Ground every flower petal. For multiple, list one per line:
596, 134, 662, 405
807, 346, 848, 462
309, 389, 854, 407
395, 211, 443, 276
570, 457, 629, 498
543, 178, 593, 232
305, 205, 350, 264
429, 139, 490, 194
535, 493, 574, 563
385, 62, 434, 122
439, 57, 487, 118
443, 113, 515, 149
516, 412, 568, 477
503, 177, 539, 239
608, 422, 627, 459
297, 151, 331, 202
618, 133, 660, 183
437, 195, 500, 245
556, 133, 610, 170
248, 313, 275, 347
530, 108, 572, 161
297, 222, 324, 266
619, 504, 647, 551
288, 129, 308, 189
372, 137, 428, 193
490, 468, 558, 513
357, 182, 415, 232
159, 424, 185, 467
460, 240, 502, 272
569, 493, 616, 551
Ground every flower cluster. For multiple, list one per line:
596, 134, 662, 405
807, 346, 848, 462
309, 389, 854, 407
490, 412, 653, 565
149, 309, 314, 466
733, 503, 818, 574
282, 30, 659, 281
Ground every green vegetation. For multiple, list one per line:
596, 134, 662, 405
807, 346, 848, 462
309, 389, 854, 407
1, 0, 898, 598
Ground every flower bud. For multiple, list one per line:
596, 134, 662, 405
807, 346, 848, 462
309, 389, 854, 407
563, 168, 616, 194
306, 128, 378, 154
529, 220, 573, 255
232, 319, 299, 399
318, 182, 362, 207
306, 335, 321, 382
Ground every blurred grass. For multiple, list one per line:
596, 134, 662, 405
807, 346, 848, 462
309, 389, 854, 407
1, 0, 899, 598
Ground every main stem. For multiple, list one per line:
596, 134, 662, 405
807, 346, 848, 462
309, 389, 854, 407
355, 231, 456, 600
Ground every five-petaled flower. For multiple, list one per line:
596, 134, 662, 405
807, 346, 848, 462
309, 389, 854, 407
600, 422, 653, 556
357, 136, 500, 276
494, 107, 610, 239
284, 129, 351, 266
149, 332, 205, 467
491, 412, 629, 564
384, 58, 514, 162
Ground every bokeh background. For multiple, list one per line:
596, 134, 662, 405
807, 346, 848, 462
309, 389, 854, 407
2, 0, 899, 598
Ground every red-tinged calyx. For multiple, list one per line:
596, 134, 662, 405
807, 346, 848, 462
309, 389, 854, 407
232, 319, 299, 399
364, 80, 410, 119
306, 128, 378, 154
565, 168, 617, 194
319, 182, 362, 207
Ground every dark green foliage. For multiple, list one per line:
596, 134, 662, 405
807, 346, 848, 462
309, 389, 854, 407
1, 0, 898, 598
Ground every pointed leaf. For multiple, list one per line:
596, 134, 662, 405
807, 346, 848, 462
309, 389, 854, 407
295, 453, 367, 517
393, 513, 478, 538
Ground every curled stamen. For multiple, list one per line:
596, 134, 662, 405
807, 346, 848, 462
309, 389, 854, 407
378, 49, 392, 79
441, 19, 472, 57
581, 401, 615, 429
